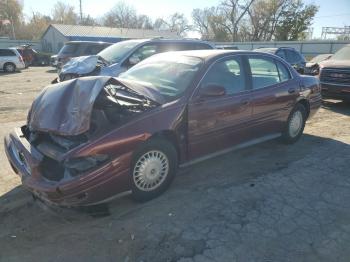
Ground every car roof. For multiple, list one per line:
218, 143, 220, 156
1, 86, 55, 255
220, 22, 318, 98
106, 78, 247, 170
65, 41, 111, 45
116, 38, 214, 45
158, 49, 267, 61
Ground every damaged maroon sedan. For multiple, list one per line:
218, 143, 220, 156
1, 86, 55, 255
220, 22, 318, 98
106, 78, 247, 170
4, 50, 321, 206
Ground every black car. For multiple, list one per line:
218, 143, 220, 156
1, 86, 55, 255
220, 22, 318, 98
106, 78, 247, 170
51, 41, 112, 69
254, 47, 306, 74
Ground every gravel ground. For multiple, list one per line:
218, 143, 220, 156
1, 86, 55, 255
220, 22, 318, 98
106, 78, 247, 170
0, 67, 349, 262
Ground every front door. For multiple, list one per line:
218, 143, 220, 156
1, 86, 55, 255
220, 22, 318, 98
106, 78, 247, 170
188, 55, 253, 159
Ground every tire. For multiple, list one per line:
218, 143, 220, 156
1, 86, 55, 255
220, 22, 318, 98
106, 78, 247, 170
130, 138, 178, 202
4, 62, 16, 73
281, 103, 307, 144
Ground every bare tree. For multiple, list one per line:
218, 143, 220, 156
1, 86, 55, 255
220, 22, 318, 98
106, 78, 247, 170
192, 8, 214, 40
218, 0, 255, 41
103, 1, 138, 28
52, 1, 78, 24
0, 0, 23, 39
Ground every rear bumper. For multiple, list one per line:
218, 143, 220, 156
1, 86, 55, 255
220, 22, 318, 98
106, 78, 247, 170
16, 62, 26, 70
321, 82, 350, 100
4, 128, 132, 207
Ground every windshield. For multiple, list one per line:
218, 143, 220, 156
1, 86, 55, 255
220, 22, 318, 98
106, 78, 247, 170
331, 45, 350, 61
120, 53, 203, 102
98, 40, 142, 64
58, 43, 79, 55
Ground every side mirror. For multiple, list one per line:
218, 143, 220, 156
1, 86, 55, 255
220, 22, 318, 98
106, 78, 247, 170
199, 84, 226, 98
129, 55, 141, 65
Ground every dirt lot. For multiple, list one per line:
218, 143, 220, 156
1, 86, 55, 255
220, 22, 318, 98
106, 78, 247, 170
0, 67, 350, 262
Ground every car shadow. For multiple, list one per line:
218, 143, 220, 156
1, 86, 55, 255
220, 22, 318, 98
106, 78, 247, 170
46, 69, 57, 73
0, 71, 21, 76
322, 99, 350, 116
0, 133, 349, 260
0, 133, 348, 218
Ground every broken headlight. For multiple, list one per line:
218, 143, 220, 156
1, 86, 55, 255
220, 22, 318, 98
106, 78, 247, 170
64, 154, 109, 173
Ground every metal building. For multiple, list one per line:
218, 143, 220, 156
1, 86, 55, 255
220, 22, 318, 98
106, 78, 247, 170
41, 24, 180, 53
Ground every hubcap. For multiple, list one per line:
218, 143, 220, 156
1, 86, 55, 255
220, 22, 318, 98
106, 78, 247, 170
133, 150, 169, 191
6, 64, 14, 72
289, 111, 303, 138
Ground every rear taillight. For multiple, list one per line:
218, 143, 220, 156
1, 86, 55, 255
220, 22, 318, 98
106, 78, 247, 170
19, 56, 24, 63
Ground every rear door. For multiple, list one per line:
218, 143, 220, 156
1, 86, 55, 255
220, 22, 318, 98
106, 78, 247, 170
188, 55, 253, 159
247, 55, 297, 136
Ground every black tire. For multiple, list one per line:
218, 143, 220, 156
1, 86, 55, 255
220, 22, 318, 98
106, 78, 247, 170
130, 138, 178, 202
3, 62, 16, 73
281, 103, 307, 144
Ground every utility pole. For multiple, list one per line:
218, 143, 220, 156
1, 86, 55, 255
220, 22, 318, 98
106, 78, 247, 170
79, 0, 83, 23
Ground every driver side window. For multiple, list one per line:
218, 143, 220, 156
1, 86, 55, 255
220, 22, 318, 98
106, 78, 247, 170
201, 57, 246, 95
132, 44, 158, 61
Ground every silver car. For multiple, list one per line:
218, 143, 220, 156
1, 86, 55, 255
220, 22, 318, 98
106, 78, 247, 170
56, 39, 215, 82
0, 48, 25, 73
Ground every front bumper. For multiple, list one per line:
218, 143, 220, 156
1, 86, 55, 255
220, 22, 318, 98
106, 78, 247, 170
4, 128, 132, 206
321, 82, 350, 101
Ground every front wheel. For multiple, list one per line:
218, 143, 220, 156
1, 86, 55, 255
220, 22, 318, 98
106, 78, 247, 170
130, 139, 178, 202
282, 104, 307, 144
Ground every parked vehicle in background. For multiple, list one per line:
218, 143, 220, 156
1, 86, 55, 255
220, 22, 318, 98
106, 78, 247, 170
4, 50, 321, 206
0, 48, 25, 73
55, 38, 214, 82
15, 45, 51, 67
304, 54, 332, 75
54, 41, 112, 69
50, 54, 58, 67
254, 47, 306, 74
319, 44, 350, 103
15, 45, 35, 67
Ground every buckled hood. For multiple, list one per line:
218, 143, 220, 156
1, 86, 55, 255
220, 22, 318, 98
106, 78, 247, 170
28, 76, 165, 136
60, 55, 100, 75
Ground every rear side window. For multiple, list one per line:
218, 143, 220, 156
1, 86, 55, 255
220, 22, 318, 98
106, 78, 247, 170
0, 49, 16, 56
248, 57, 280, 89
276, 61, 291, 82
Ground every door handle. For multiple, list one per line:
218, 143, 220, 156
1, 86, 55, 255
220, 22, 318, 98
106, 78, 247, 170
288, 88, 296, 94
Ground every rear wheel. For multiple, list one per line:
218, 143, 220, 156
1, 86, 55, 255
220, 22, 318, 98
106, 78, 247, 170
4, 62, 16, 73
131, 139, 178, 202
282, 103, 307, 144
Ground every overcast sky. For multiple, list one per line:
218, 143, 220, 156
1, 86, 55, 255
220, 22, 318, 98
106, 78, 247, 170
22, 0, 350, 39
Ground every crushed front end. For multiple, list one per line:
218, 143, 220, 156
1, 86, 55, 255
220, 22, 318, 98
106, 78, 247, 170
4, 76, 159, 206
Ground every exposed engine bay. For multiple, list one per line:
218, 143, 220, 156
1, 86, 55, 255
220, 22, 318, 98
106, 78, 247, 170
24, 77, 159, 182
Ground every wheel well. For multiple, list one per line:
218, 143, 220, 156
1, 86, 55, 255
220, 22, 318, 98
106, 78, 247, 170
3, 62, 15, 70
297, 99, 310, 119
150, 130, 180, 160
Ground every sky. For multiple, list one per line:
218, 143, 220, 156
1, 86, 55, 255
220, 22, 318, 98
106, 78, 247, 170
21, 0, 350, 39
